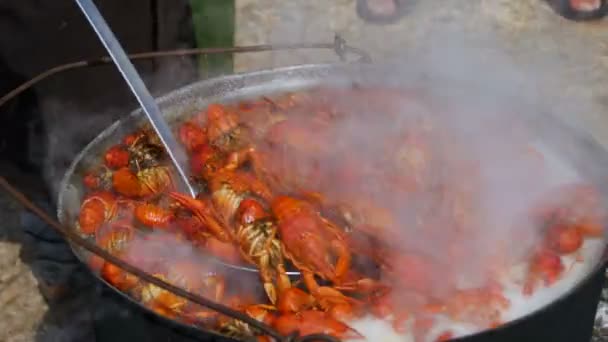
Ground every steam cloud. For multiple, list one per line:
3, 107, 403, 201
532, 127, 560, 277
251, 1, 606, 340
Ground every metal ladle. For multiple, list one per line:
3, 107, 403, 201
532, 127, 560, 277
68, 2, 342, 341
74, 0, 196, 198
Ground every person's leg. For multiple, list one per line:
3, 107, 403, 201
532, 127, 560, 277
0, 1, 196, 340
0, 53, 98, 339
0, 58, 42, 174
0, 48, 78, 298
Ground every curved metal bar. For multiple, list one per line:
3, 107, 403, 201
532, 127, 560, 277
0, 176, 340, 342
0, 35, 370, 109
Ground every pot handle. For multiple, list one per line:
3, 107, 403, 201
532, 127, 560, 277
333, 35, 372, 63
0, 35, 371, 110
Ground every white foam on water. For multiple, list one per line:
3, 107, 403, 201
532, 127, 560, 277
347, 316, 414, 342
346, 314, 480, 342
345, 141, 606, 342
500, 239, 604, 323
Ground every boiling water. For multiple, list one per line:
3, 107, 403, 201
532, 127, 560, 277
345, 142, 606, 342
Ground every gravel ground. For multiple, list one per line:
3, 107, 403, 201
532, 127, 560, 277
3, 0, 608, 341
0, 238, 46, 342
0, 165, 48, 342
595, 290, 608, 341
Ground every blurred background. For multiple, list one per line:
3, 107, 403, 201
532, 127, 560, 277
2, 0, 608, 341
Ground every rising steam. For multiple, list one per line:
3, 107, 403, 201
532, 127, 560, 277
248, 1, 607, 341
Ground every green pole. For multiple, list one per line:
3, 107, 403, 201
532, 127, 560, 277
190, 0, 235, 78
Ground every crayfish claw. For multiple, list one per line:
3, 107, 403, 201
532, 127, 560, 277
169, 192, 232, 242
335, 278, 391, 298
273, 310, 363, 340
277, 287, 316, 314
330, 239, 352, 283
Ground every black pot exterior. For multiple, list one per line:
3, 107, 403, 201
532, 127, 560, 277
93, 282, 238, 342
455, 265, 606, 342
92, 266, 606, 342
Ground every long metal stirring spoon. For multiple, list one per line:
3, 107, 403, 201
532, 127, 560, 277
74, 0, 196, 197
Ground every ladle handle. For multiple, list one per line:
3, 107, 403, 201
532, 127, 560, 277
74, 0, 196, 198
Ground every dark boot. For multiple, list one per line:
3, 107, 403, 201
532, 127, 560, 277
356, 0, 413, 24
547, 0, 608, 21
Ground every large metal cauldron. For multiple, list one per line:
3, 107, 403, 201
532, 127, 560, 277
57, 63, 608, 341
